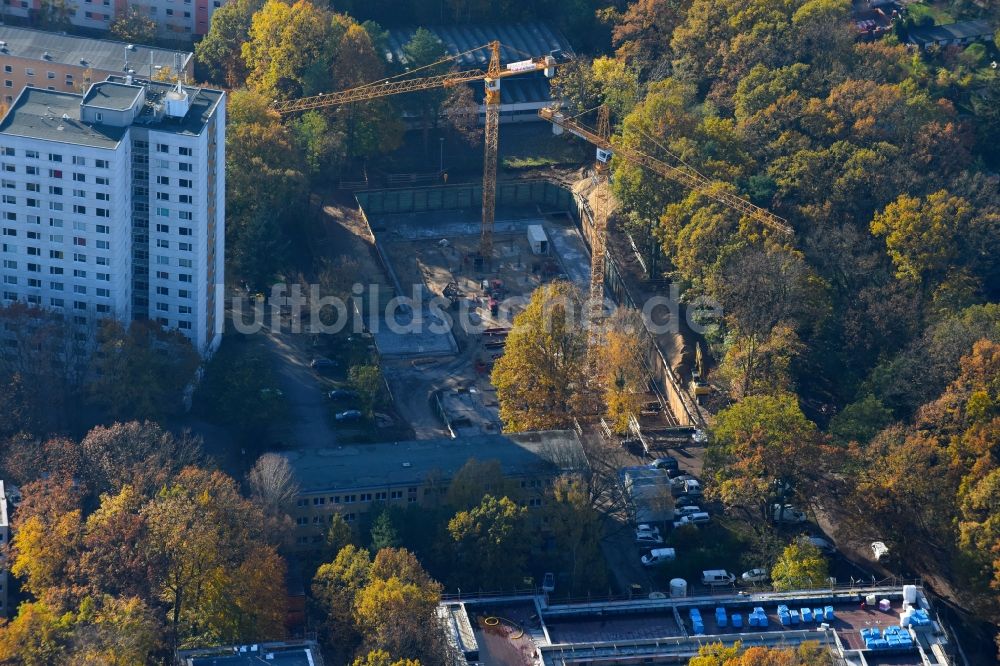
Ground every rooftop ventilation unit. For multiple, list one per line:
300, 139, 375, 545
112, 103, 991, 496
42, 51, 51, 60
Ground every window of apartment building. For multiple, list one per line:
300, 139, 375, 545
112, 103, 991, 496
2, 228, 14, 236
390, 490, 403, 500
178, 258, 192, 268
156, 271, 169, 280
73, 237, 86, 247
1, 260, 12, 269
50, 266, 63, 274
95, 159, 108, 169
25, 166, 38, 176
179, 162, 192, 172
156, 207, 169, 217
178, 211, 193, 220
2, 164, 13, 173
49, 169, 62, 178
96, 208, 109, 218
178, 227, 192, 236
73, 205, 85, 215
49, 249, 63, 259
1, 180, 11, 189
26, 294, 40, 304
73, 284, 87, 295
1, 195, 13, 204
48, 186, 62, 195
360, 493, 372, 502
2, 66, 9, 73
65, 75, 72, 84
26, 231, 39, 240
95, 256, 108, 266
156, 239, 169, 249
178, 289, 191, 299
73, 255, 85, 264
73, 173, 85, 183
179, 179, 192, 188
96, 192, 109, 201
156, 144, 169, 153
72, 156, 85, 166
96, 272, 109, 282
50, 297, 63, 307
96, 224, 109, 234
312, 497, 326, 506
73, 189, 85, 197
156, 224, 170, 233
156, 176, 170, 185
166, 8, 173, 15
178, 305, 192, 315
25, 198, 38, 208
27, 215, 39, 224
178, 194, 192, 204
96, 240, 109, 250
95, 176, 108, 185
1, 147, 11, 157
156, 192, 170, 201
178, 242, 192, 252
2, 276, 15, 285
25, 150, 37, 159
25, 68, 34, 76
156, 286, 169, 296
73, 220, 86, 231
157, 159, 169, 169
48, 153, 61, 162
47, 72, 54, 80
179, 147, 192, 156
50, 281, 63, 291
49, 202, 62, 211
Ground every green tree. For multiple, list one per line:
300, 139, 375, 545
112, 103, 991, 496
194, 338, 287, 436
87, 320, 200, 422
195, 0, 262, 86
353, 651, 421, 666
349, 364, 386, 416
369, 510, 400, 554
492, 282, 589, 431
771, 541, 829, 591
109, 7, 157, 44
313, 544, 371, 655
448, 495, 529, 589
402, 28, 448, 152
545, 477, 608, 595
707, 393, 819, 519
827, 395, 893, 445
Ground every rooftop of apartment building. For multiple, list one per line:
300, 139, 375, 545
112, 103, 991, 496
0, 25, 192, 78
441, 583, 953, 666
283, 429, 588, 494
0, 76, 223, 147
176, 640, 324, 666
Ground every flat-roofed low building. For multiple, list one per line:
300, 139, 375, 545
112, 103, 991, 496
282, 430, 588, 548
907, 19, 994, 51
176, 640, 324, 666
441, 583, 957, 665
0, 26, 193, 107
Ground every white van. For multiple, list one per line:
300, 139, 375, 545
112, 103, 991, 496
701, 569, 736, 586
641, 548, 677, 567
673, 511, 710, 528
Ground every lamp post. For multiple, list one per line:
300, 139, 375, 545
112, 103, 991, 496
439, 136, 444, 173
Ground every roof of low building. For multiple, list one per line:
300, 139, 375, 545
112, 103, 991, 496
908, 18, 994, 45
0, 25, 192, 77
283, 430, 588, 493
178, 641, 321, 666
384, 22, 573, 106
82, 80, 143, 110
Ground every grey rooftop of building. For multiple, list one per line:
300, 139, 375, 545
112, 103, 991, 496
0, 25, 192, 78
0, 87, 125, 147
282, 430, 588, 493
178, 641, 322, 666
82, 80, 143, 110
0, 77, 224, 146
908, 19, 993, 45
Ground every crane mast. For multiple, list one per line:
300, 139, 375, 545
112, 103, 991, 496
538, 107, 793, 237
273, 42, 561, 263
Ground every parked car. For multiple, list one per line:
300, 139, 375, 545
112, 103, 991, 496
672, 512, 710, 529
328, 389, 359, 400
674, 506, 703, 518
650, 456, 679, 472
741, 568, 769, 583
701, 569, 736, 586
636, 524, 661, 536
676, 479, 702, 497
640, 548, 677, 567
665, 467, 687, 479
675, 495, 700, 508
799, 535, 836, 554
335, 409, 363, 422
635, 530, 665, 546
310, 357, 337, 370
772, 504, 807, 524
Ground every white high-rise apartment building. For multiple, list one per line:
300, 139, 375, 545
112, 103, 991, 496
0, 75, 224, 355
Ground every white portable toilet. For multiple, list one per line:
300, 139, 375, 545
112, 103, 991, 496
903, 584, 918, 604
669, 578, 687, 598
527, 224, 549, 255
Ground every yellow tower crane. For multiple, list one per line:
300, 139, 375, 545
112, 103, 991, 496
272, 42, 561, 263
539, 105, 792, 352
